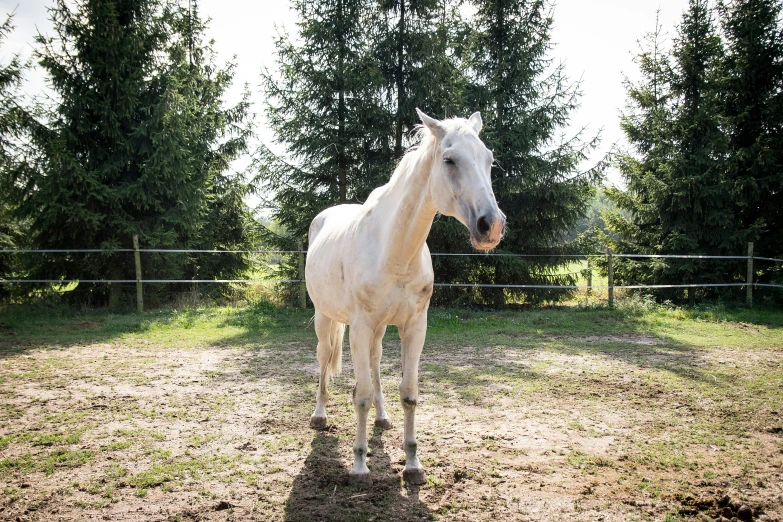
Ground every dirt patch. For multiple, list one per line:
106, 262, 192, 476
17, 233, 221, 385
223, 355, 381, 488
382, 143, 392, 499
1, 318, 782, 521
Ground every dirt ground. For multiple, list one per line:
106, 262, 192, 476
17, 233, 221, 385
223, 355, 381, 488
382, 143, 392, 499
0, 307, 782, 521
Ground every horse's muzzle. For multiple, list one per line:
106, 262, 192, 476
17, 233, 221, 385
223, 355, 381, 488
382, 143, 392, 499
471, 212, 505, 250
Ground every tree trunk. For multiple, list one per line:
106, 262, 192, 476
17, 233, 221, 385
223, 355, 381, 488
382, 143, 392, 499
494, 1, 505, 179
337, 0, 347, 203
394, 0, 406, 159
109, 262, 122, 309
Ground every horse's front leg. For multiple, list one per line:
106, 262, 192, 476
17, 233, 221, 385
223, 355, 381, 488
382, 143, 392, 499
371, 325, 392, 429
399, 311, 428, 485
348, 322, 375, 486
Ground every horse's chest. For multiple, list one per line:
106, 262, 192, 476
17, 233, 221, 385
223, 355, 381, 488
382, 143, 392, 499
355, 276, 433, 322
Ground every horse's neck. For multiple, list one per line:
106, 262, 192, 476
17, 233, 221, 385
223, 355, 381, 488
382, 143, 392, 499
375, 147, 437, 272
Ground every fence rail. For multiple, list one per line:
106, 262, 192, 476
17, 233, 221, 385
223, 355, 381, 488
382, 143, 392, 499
2, 241, 782, 311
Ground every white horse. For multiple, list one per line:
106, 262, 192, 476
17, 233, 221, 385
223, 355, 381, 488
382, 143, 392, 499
305, 109, 505, 486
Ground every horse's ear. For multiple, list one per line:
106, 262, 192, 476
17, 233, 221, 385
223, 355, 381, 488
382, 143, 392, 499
468, 111, 482, 134
416, 108, 445, 141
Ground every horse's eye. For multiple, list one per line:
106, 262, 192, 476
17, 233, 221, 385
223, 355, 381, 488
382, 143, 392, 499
444, 158, 454, 165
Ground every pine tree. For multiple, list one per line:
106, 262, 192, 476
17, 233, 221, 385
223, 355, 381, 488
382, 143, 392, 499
719, 0, 783, 271
429, 0, 602, 306
14, 0, 253, 306
257, 0, 390, 246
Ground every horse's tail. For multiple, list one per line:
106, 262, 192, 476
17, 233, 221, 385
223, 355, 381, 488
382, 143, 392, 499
326, 321, 346, 380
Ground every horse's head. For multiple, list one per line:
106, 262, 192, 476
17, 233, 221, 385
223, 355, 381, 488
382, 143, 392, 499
417, 108, 506, 251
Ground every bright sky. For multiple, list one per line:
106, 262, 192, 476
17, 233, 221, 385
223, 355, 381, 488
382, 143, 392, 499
1, 0, 690, 188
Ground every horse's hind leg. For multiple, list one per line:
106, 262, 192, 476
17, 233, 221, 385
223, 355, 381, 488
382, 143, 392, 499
371, 326, 392, 429
310, 310, 339, 429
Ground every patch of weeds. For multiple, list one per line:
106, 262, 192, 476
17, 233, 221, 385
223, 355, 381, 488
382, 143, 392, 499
565, 450, 612, 473
457, 384, 484, 404
146, 448, 173, 461
188, 434, 217, 448
1, 403, 23, 419
129, 454, 232, 495
101, 483, 115, 499
637, 477, 662, 498
101, 440, 133, 451
44, 410, 88, 425
262, 435, 298, 452
104, 463, 128, 480
171, 308, 200, 329
348, 512, 375, 522
231, 469, 258, 486
75, 498, 111, 509
1, 449, 94, 476
2, 487, 19, 501
427, 475, 445, 486
41, 449, 95, 475
30, 428, 86, 446
453, 469, 470, 482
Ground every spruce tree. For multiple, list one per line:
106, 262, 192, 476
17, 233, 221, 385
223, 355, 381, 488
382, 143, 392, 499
257, 0, 390, 246
157, 1, 256, 294
606, 1, 743, 301
15, 0, 253, 306
0, 14, 28, 301
373, 0, 459, 158
719, 0, 783, 272
603, 15, 676, 289
429, 0, 602, 305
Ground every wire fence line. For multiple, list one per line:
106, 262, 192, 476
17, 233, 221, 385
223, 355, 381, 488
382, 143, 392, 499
2, 248, 782, 263
2, 242, 782, 311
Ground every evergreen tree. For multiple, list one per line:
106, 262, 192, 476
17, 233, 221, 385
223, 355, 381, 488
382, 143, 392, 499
373, 0, 459, 158
257, 0, 390, 246
719, 0, 783, 272
429, 0, 602, 305
0, 14, 28, 301
606, 1, 743, 301
602, 15, 676, 289
158, 1, 256, 295
13, 0, 253, 306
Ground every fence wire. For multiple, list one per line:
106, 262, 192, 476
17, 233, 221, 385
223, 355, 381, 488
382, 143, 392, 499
1, 248, 782, 290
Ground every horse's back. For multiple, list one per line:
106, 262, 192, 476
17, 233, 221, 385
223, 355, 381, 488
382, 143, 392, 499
308, 204, 364, 248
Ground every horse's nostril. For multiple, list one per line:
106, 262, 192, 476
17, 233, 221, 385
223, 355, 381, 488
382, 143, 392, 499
477, 216, 491, 235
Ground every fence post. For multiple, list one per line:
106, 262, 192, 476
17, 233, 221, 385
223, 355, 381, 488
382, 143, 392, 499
586, 257, 593, 297
133, 234, 143, 313
746, 242, 754, 308
298, 240, 306, 310
607, 248, 614, 308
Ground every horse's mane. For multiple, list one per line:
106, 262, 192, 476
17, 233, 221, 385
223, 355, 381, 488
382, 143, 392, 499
387, 125, 437, 185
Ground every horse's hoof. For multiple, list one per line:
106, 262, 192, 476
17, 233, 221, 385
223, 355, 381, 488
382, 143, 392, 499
403, 468, 426, 485
309, 416, 327, 430
348, 472, 372, 488
374, 417, 393, 430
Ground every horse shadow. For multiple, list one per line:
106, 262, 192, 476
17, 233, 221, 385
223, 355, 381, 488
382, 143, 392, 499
283, 426, 433, 522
